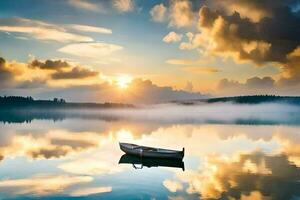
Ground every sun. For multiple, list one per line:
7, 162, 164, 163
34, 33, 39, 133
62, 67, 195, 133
116, 75, 133, 89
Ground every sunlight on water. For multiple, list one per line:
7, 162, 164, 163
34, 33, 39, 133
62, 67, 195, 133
0, 109, 300, 199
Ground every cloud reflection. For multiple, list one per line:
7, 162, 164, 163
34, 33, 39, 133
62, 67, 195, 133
70, 186, 112, 197
0, 130, 103, 161
0, 174, 92, 196
171, 151, 300, 200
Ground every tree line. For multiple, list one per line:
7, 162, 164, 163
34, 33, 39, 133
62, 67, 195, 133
0, 96, 132, 109
205, 95, 300, 105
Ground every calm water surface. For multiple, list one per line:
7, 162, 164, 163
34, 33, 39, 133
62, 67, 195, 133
1, 104, 300, 200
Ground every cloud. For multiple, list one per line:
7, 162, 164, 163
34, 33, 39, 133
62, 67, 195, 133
278, 47, 300, 87
165, 1, 300, 92
113, 0, 134, 12
150, 3, 167, 22
169, 0, 194, 28
197, 1, 300, 64
181, 66, 220, 74
37, 78, 207, 103
196, 6, 269, 63
51, 66, 99, 79
163, 180, 183, 193
68, 0, 103, 12
0, 57, 5, 67
213, 49, 300, 96
16, 79, 47, 89
0, 57, 14, 88
0, 58, 44, 89
108, 78, 208, 103
163, 31, 183, 43
0, 175, 92, 196
70, 24, 112, 34
58, 42, 123, 58
0, 129, 102, 161
246, 76, 275, 88
30, 59, 71, 70
179, 32, 205, 50
208, 0, 297, 23
217, 76, 276, 96
0, 57, 105, 91
0, 17, 93, 42
70, 186, 112, 197
166, 58, 204, 66
29, 59, 99, 80
196, 2, 300, 78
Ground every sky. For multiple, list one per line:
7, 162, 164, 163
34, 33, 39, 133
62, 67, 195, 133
0, 0, 300, 103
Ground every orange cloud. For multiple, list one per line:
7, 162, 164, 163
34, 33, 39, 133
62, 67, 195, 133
58, 42, 123, 58
181, 66, 220, 74
169, 0, 194, 28
163, 31, 183, 43
113, 0, 134, 12
150, 3, 167, 22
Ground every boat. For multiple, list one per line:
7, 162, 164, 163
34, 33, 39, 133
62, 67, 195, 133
119, 142, 184, 160
119, 154, 185, 171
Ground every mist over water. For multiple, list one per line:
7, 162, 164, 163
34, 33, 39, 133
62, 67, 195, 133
2, 102, 299, 125
98, 102, 300, 124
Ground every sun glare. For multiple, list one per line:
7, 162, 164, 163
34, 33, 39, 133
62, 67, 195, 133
116, 75, 132, 89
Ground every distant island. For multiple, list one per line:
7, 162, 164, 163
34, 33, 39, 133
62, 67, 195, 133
0, 96, 133, 109
204, 95, 300, 105
174, 95, 300, 106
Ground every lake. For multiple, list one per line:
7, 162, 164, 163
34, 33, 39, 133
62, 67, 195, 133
1, 103, 300, 200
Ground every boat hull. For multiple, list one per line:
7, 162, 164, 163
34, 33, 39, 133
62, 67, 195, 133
119, 143, 184, 160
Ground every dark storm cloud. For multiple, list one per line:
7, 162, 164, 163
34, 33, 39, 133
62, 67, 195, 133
194, 0, 300, 90
198, 1, 300, 64
30, 59, 71, 70
208, 0, 300, 21
30, 59, 99, 80
51, 66, 99, 79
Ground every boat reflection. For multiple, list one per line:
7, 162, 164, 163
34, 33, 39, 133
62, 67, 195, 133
119, 154, 185, 171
